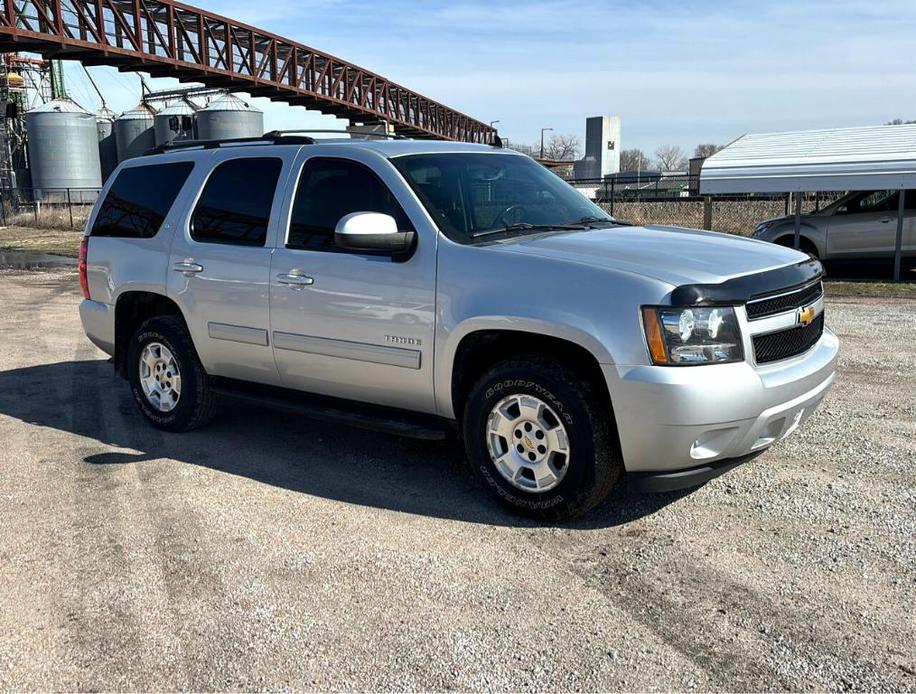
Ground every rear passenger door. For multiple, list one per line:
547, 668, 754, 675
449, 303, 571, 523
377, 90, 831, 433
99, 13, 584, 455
269, 152, 438, 414
168, 151, 293, 386
826, 190, 900, 258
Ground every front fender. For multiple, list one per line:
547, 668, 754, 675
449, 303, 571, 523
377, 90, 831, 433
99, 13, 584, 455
435, 315, 615, 419
769, 222, 826, 256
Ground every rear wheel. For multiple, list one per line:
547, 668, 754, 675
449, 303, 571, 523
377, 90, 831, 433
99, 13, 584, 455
462, 356, 622, 521
127, 315, 217, 432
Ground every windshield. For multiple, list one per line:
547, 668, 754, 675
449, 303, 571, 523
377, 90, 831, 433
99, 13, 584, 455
391, 152, 614, 244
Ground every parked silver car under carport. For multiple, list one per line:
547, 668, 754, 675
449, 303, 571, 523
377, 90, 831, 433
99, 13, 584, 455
752, 189, 916, 260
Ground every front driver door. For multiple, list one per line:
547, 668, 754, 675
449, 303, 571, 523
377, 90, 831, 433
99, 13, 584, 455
269, 150, 438, 414
826, 190, 900, 258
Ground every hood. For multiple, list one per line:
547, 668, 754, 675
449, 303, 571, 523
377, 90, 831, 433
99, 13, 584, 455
487, 225, 808, 287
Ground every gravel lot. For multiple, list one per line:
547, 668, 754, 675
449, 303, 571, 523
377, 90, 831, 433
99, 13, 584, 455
0, 267, 913, 692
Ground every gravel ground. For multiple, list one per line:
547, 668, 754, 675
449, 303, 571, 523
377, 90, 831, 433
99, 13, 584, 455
0, 268, 913, 692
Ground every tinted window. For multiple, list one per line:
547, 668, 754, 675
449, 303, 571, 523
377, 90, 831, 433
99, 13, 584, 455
287, 158, 412, 251
91, 162, 194, 238
839, 190, 899, 215
191, 158, 282, 246
392, 153, 612, 244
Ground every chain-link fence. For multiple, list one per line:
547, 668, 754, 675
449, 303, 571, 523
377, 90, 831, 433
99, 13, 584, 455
568, 175, 844, 236
0, 177, 848, 238
0, 187, 101, 231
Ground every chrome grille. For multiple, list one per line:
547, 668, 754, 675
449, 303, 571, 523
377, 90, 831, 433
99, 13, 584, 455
746, 281, 824, 321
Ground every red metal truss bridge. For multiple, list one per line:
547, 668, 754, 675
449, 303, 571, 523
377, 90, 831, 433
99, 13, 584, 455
0, 0, 498, 143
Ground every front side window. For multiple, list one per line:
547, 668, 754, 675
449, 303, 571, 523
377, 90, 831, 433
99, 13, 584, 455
287, 158, 412, 251
837, 190, 899, 215
191, 158, 282, 246
91, 162, 194, 238
392, 152, 614, 244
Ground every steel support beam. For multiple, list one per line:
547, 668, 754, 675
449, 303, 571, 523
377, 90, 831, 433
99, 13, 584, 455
894, 188, 904, 282
0, 0, 497, 143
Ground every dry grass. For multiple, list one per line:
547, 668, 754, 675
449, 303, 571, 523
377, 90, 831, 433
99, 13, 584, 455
825, 280, 916, 299
0, 226, 83, 258
4, 207, 92, 232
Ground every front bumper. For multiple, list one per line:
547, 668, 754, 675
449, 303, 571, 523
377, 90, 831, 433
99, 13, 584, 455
605, 327, 839, 475
628, 453, 762, 493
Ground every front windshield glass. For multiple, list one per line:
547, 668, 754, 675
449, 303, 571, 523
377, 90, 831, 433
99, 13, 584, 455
391, 152, 614, 244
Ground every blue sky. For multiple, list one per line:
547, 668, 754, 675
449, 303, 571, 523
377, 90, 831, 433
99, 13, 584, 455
60, 0, 916, 156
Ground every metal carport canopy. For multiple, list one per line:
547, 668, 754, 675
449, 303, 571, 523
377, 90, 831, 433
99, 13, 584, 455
700, 124, 916, 194
700, 124, 916, 281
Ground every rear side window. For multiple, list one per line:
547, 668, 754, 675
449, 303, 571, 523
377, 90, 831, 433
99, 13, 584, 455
191, 158, 282, 246
91, 162, 194, 238
287, 158, 412, 251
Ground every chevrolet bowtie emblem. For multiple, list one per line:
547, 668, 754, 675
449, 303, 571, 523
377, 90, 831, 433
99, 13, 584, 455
797, 305, 816, 327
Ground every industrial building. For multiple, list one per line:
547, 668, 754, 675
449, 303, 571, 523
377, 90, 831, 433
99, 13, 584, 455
573, 116, 622, 180
0, 55, 268, 212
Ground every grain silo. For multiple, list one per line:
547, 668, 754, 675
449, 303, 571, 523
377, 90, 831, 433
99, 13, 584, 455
154, 100, 197, 146
25, 99, 103, 203
114, 101, 156, 162
96, 106, 118, 182
195, 93, 263, 141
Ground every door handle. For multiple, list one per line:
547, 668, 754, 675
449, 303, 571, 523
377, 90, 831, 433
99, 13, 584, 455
277, 272, 315, 289
173, 260, 204, 275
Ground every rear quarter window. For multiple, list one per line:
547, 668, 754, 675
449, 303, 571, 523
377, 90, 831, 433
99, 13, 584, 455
91, 161, 194, 238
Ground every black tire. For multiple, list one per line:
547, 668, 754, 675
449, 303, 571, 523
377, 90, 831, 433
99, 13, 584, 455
775, 235, 820, 259
462, 356, 622, 521
126, 315, 217, 432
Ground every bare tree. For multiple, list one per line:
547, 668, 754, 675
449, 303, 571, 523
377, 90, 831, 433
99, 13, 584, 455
542, 134, 580, 161
655, 145, 688, 172
693, 143, 724, 159
619, 148, 651, 172
887, 118, 916, 125
511, 134, 580, 161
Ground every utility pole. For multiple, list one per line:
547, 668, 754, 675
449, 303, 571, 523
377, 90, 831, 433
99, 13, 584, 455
540, 127, 553, 159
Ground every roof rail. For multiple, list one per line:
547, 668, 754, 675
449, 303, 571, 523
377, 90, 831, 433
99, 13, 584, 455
144, 133, 316, 156
263, 129, 412, 140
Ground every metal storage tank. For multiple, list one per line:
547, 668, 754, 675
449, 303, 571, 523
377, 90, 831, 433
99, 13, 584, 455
196, 93, 263, 141
25, 99, 103, 203
154, 100, 197, 146
96, 106, 118, 183
114, 101, 156, 162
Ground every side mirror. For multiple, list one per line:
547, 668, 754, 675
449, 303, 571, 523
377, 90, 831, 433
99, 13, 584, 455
334, 212, 416, 255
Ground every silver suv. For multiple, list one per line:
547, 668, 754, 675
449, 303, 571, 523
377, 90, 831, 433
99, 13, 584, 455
79, 135, 838, 520
753, 189, 915, 259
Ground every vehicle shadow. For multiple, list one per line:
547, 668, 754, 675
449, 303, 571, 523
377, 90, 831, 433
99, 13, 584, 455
0, 359, 690, 529
824, 258, 916, 282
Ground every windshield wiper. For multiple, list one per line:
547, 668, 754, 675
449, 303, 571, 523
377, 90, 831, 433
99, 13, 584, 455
471, 222, 586, 239
567, 216, 618, 227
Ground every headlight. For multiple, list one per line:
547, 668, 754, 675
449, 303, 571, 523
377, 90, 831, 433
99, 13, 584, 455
642, 306, 743, 365
752, 221, 775, 238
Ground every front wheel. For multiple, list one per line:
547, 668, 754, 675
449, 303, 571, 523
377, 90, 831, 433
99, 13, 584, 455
462, 357, 622, 521
127, 315, 217, 432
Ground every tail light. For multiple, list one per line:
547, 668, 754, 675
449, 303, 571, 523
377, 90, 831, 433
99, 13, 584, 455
79, 236, 90, 300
